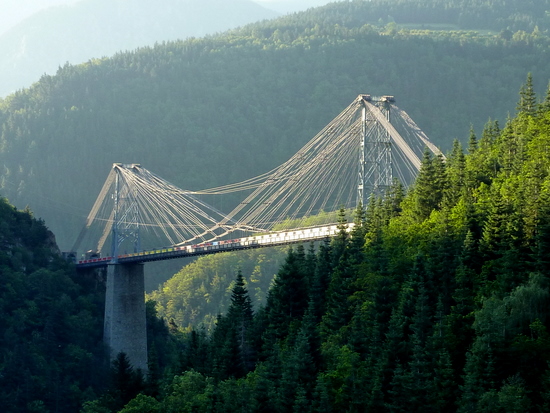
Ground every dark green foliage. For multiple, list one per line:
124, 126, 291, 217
265, 246, 311, 342
108, 352, 145, 411
6, 1, 550, 411
412, 148, 446, 220
0, 197, 109, 412
113, 76, 550, 412
209, 270, 256, 380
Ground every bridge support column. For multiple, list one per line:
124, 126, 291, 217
104, 263, 148, 372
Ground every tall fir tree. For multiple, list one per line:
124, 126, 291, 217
517, 72, 537, 117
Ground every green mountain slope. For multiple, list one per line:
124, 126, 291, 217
0, 0, 549, 298
309, 0, 550, 31
113, 77, 550, 413
0, 197, 107, 411
148, 247, 288, 329
1, 16, 547, 253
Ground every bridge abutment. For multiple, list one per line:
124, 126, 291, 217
104, 263, 148, 372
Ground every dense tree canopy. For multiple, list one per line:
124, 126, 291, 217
2, 2, 550, 411
0, 197, 108, 412
85, 78, 550, 412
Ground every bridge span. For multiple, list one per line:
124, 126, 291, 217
76, 223, 347, 269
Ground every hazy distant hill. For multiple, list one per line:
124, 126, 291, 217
0, 0, 278, 97
1, 0, 78, 35
256, 0, 337, 13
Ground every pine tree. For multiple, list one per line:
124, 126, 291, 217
321, 247, 354, 338
332, 207, 349, 266
445, 139, 466, 208
309, 239, 332, 323
227, 270, 255, 376
349, 201, 366, 266
145, 344, 161, 398
539, 80, 550, 114
467, 125, 478, 154
311, 374, 334, 413
109, 352, 144, 411
534, 180, 550, 273
280, 327, 316, 411
180, 328, 208, 374
210, 270, 256, 380
265, 247, 309, 341
496, 118, 523, 175
517, 72, 537, 116
412, 148, 445, 220
250, 362, 280, 413
383, 178, 405, 221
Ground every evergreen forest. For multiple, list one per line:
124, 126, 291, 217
82, 77, 550, 412
3, 0, 550, 411
0, 198, 108, 411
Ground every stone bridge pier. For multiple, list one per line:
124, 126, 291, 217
103, 263, 148, 372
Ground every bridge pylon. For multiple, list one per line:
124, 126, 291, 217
111, 163, 141, 262
358, 95, 395, 206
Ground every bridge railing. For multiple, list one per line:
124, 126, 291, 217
76, 222, 354, 269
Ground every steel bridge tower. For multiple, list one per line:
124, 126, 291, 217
111, 163, 141, 261
105, 164, 147, 372
358, 95, 394, 207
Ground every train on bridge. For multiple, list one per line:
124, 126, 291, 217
76, 223, 354, 269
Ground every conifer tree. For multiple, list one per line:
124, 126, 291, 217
209, 270, 256, 380
227, 270, 255, 376
309, 239, 332, 322
145, 344, 161, 398
265, 247, 309, 341
332, 207, 349, 265
311, 374, 334, 413
534, 180, 550, 273
109, 352, 144, 411
383, 178, 405, 221
426, 299, 457, 412
539, 80, 550, 114
467, 125, 478, 154
321, 247, 354, 338
349, 201, 367, 266
445, 139, 466, 207
280, 326, 316, 411
517, 72, 537, 116
497, 118, 522, 175
412, 148, 445, 220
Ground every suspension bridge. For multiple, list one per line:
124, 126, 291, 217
73, 94, 443, 371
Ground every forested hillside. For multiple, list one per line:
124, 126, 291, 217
312, 0, 550, 32
91, 77, 550, 413
0, 197, 108, 411
149, 247, 288, 330
1, 2, 548, 255
1, 0, 549, 366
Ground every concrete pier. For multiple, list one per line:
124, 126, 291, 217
104, 263, 148, 372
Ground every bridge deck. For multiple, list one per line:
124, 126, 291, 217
76, 223, 349, 269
